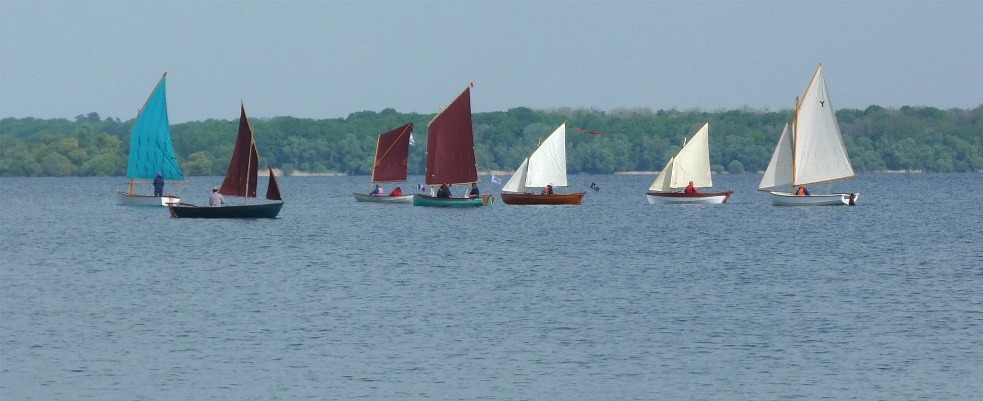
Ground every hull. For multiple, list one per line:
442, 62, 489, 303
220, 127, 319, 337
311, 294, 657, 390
646, 191, 732, 205
168, 202, 284, 218
769, 191, 858, 206
117, 191, 180, 206
501, 191, 586, 205
353, 192, 413, 203
412, 194, 493, 207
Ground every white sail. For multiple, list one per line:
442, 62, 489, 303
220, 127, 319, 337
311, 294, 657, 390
671, 122, 712, 188
524, 123, 568, 188
502, 158, 530, 193
759, 123, 794, 189
647, 122, 712, 191
793, 65, 855, 185
648, 158, 674, 191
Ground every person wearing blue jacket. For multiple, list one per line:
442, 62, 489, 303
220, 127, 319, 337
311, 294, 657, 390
153, 172, 165, 196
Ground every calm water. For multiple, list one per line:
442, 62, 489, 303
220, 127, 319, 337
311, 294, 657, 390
2, 173, 982, 400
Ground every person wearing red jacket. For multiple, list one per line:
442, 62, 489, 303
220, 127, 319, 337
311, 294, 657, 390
684, 181, 699, 194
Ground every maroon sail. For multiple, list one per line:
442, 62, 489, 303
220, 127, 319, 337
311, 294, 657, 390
425, 85, 477, 185
372, 122, 413, 183
168, 101, 283, 218
220, 103, 259, 198
265, 163, 281, 201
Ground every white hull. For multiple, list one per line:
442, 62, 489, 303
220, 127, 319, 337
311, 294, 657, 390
116, 191, 180, 206
646, 194, 728, 205
353, 192, 413, 203
645, 191, 733, 205
769, 191, 858, 206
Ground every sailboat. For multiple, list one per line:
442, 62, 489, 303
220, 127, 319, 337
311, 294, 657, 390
501, 123, 586, 205
645, 122, 732, 204
412, 83, 493, 207
168, 102, 284, 218
758, 65, 859, 206
353, 122, 414, 203
116, 72, 184, 206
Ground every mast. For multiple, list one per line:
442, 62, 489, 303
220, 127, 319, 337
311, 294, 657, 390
791, 95, 800, 189
369, 131, 382, 185
245, 131, 253, 205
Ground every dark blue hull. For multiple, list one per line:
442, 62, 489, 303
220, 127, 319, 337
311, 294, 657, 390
168, 202, 283, 218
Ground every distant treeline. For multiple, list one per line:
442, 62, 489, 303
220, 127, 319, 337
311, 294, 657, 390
2, 105, 981, 177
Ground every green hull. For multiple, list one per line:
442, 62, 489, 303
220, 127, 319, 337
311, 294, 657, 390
412, 194, 492, 207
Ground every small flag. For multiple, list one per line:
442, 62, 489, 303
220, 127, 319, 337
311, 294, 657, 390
409, 132, 415, 146
418, 184, 426, 191
490, 175, 502, 185
590, 182, 600, 191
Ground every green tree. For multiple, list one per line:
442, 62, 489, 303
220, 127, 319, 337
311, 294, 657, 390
41, 152, 75, 176
184, 151, 215, 175
80, 153, 122, 176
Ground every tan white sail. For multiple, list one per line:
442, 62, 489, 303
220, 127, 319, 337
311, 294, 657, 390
793, 65, 855, 185
525, 123, 568, 188
502, 158, 530, 193
758, 123, 794, 189
648, 122, 713, 191
648, 157, 675, 192
503, 123, 568, 192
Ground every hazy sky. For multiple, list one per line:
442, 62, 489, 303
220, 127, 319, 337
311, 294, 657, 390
1, 1, 981, 123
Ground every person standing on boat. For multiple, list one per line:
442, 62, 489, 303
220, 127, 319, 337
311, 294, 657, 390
153, 172, 165, 197
684, 181, 699, 194
209, 187, 225, 207
467, 182, 480, 198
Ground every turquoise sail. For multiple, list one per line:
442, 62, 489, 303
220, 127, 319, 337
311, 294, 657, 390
125, 73, 184, 180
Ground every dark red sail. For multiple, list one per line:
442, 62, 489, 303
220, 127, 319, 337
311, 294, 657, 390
220, 103, 259, 198
265, 163, 281, 201
425, 85, 478, 185
372, 122, 413, 183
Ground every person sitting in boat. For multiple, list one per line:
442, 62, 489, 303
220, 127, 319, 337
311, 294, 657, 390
467, 182, 479, 198
684, 181, 699, 194
542, 184, 555, 195
795, 186, 811, 196
389, 187, 403, 196
369, 184, 384, 196
153, 172, 165, 197
209, 187, 225, 207
437, 183, 452, 198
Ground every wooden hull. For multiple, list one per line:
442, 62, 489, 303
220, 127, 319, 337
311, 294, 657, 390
117, 191, 180, 206
501, 191, 586, 205
353, 192, 413, 203
168, 202, 284, 218
646, 191, 732, 205
768, 191, 858, 206
412, 194, 493, 207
